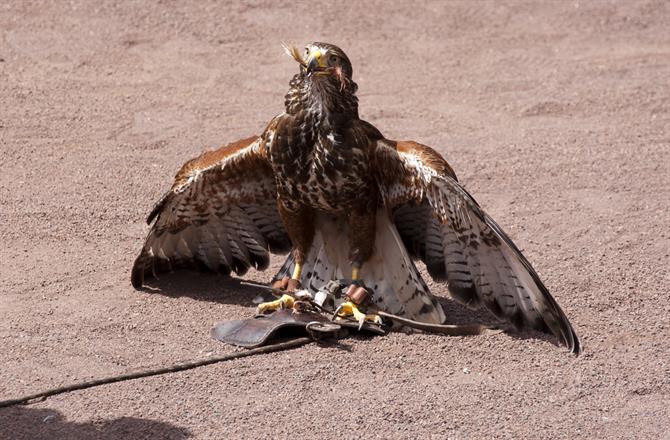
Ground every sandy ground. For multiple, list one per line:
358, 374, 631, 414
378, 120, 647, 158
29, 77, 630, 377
1, 1, 669, 438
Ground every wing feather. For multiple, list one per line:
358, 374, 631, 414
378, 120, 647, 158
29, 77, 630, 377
131, 135, 290, 288
374, 139, 581, 353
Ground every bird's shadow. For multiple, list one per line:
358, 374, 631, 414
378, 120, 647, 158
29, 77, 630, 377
0, 406, 190, 440
139, 271, 563, 350
138, 271, 270, 307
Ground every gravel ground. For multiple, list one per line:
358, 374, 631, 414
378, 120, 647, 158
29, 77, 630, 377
1, 1, 669, 439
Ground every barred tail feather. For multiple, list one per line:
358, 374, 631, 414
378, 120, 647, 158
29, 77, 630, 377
273, 210, 446, 324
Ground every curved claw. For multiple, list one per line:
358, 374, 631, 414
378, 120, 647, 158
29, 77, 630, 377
333, 301, 382, 330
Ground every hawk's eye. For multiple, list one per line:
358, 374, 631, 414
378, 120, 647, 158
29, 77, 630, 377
329, 55, 337, 64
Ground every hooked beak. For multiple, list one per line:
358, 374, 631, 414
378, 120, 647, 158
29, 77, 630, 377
306, 49, 327, 73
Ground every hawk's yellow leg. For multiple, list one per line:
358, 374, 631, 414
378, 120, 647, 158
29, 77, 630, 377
292, 263, 303, 281
351, 265, 360, 281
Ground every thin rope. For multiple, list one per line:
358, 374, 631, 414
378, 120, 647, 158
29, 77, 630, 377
0, 337, 313, 408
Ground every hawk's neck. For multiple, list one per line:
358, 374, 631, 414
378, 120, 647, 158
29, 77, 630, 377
284, 74, 359, 124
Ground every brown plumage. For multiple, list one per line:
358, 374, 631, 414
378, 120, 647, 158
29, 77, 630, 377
132, 42, 581, 354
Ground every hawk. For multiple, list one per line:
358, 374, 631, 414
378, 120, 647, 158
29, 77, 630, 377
131, 42, 580, 354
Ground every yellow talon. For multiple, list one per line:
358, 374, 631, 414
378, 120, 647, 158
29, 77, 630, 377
336, 301, 383, 328
351, 266, 360, 280
256, 294, 295, 314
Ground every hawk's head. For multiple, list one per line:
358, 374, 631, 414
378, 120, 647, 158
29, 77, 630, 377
283, 42, 355, 93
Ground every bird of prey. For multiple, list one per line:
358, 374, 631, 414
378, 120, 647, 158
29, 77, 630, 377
131, 42, 580, 354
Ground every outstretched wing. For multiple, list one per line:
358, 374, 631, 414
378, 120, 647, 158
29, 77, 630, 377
373, 140, 581, 353
131, 136, 290, 288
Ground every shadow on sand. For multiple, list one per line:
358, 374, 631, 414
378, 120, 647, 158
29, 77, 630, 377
138, 271, 270, 308
139, 270, 563, 349
0, 406, 190, 440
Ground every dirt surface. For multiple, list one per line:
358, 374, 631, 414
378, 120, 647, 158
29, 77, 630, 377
1, 1, 669, 438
